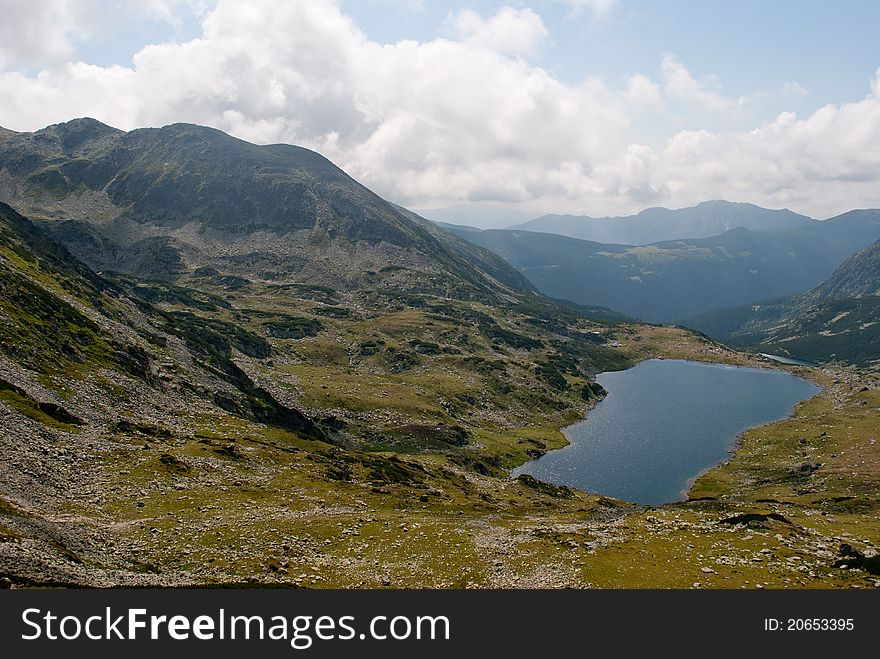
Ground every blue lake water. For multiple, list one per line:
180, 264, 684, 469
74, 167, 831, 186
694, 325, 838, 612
512, 359, 820, 505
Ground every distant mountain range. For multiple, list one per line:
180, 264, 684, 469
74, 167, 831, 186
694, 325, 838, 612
448, 211, 880, 323
511, 201, 816, 245
687, 239, 880, 366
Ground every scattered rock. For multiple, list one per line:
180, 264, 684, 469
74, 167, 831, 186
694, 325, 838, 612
839, 543, 865, 559
833, 556, 880, 575
159, 453, 190, 473
718, 512, 794, 527
516, 474, 572, 498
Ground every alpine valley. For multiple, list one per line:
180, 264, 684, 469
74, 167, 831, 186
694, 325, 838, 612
446, 203, 880, 324
0, 119, 877, 588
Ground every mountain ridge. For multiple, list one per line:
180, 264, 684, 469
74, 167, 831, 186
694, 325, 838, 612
0, 200, 329, 440
0, 118, 534, 305
512, 200, 817, 245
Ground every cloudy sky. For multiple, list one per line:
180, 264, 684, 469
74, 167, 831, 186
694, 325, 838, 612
1, 0, 879, 226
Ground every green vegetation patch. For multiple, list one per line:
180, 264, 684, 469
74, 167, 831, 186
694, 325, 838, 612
516, 474, 573, 498
310, 306, 353, 318
0, 378, 83, 429
121, 277, 232, 312
262, 316, 323, 339
0, 262, 150, 379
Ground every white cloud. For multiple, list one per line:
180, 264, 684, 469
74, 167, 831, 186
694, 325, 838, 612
0, 0, 81, 69
661, 54, 746, 114
448, 7, 548, 55
653, 73, 880, 214
624, 73, 664, 111
0, 0, 210, 71
0, 0, 632, 209
0, 0, 878, 220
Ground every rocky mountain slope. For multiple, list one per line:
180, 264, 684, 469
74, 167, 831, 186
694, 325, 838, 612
687, 239, 880, 366
804, 238, 880, 300
0, 119, 533, 302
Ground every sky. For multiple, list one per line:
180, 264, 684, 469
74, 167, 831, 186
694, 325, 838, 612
1, 0, 879, 227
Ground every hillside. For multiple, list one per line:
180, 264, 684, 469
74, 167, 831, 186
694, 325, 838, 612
449, 214, 880, 323
0, 125, 654, 587
0, 199, 327, 438
0, 119, 532, 302
687, 239, 880, 366
804, 238, 880, 300
513, 201, 814, 244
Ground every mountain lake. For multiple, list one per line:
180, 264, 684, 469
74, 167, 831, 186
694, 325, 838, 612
512, 359, 821, 505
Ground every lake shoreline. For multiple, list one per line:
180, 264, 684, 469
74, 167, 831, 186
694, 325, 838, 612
682, 375, 824, 502
512, 353, 825, 507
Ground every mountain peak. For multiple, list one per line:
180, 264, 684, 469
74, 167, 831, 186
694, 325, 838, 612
47, 116, 117, 131
0, 119, 534, 300
17, 117, 124, 156
696, 199, 744, 208
635, 205, 672, 216
41, 116, 122, 139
